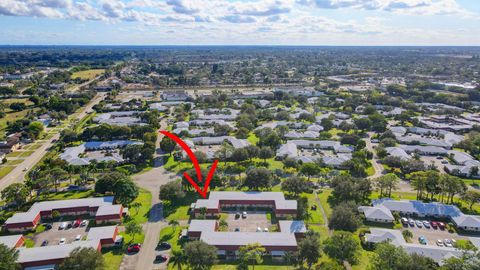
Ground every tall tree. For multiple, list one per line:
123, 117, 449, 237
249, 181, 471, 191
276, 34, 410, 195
237, 243, 266, 270
258, 146, 274, 164
297, 230, 321, 269
323, 231, 360, 265
281, 176, 310, 197
300, 163, 321, 181
57, 247, 104, 270
0, 244, 19, 270
1, 183, 29, 209
125, 221, 142, 242
169, 249, 187, 270
462, 190, 480, 210
184, 240, 218, 270
160, 136, 176, 156
112, 178, 139, 205
328, 202, 362, 232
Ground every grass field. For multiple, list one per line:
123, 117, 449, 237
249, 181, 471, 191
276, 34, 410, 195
5, 159, 24, 166
0, 166, 15, 179
317, 189, 333, 218
128, 189, 152, 224
71, 69, 105, 80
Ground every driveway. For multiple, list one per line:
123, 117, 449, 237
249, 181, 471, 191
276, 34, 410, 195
364, 132, 384, 179
121, 119, 177, 270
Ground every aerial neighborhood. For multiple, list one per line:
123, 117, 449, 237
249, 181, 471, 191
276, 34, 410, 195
0, 46, 479, 270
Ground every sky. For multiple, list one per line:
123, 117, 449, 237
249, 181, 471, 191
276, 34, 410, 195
0, 0, 479, 46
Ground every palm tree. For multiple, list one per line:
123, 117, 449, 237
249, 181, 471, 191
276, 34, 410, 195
168, 219, 180, 231
169, 250, 186, 270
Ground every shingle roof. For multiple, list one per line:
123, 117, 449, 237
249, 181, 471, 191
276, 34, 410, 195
0, 235, 23, 248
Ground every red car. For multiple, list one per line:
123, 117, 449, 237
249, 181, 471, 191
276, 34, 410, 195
73, 219, 81, 228
127, 243, 141, 253
438, 222, 446, 230
430, 221, 438, 229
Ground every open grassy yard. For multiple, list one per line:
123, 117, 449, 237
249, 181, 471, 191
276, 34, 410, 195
0, 166, 15, 179
102, 249, 124, 270
71, 69, 105, 80
304, 193, 325, 225
128, 189, 152, 224
316, 189, 332, 218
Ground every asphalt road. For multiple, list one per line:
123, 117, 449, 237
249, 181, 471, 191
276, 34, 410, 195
121, 119, 177, 270
365, 132, 384, 179
0, 92, 106, 191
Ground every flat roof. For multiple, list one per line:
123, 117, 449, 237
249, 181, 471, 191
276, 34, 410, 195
17, 240, 100, 263
0, 235, 23, 248
95, 205, 122, 216
86, 226, 117, 241
201, 231, 298, 247
6, 197, 115, 224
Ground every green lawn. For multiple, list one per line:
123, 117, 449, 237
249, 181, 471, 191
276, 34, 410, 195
71, 69, 105, 80
5, 151, 23, 158
19, 151, 35, 158
159, 225, 185, 252
128, 189, 152, 224
316, 189, 332, 218
5, 159, 24, 166
247, 132, 259, 145
102, 249, 124, 270
0, 166, 15, 179
304, 193, 324, 225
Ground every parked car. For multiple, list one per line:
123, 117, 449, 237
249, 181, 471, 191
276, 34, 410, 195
44, 223, 52, 230
423, 221, 431, 228
234, 228, 240, 232
59, 238, 66, 245
436, 239, 444, 246
80, 220, 88, 227
114, 237, 124, 247
418, 236, 427, 245
66, 222, 73, 229
451, 239, 457, 246
264, 228, 269, 232
256, 227, 262, 232
242, 211, 247, 218
74, 219, 81, 228
235, 212, 240, 219
156, 242, 171, 250
438, 222, 446, 230
400, 217, 408, 225
154, 255, 168, 263
41, 240, 48, 246
416, 220, 423, 228
59, 222, 67, 230
431, 221, 438, 229
408, 218, 415, 227
127, 243, 141, 253
444, 239, 453, 247
75, 235, 82, 241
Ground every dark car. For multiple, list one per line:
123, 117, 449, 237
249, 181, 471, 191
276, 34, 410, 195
127, 243, 141, 253
156, 242, 171, 250
66, 222, 73, 229
44, 223, 52, 230
154, 255, 168, 263
41, 240, 48, 246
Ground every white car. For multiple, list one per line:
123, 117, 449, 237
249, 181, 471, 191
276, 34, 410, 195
256, 227, 262, 232
80, 220, 88, 227
59, 238, 66, 245
264, 228, 269, 232
75, 235, 82, 241
242, 212, 247, 219
59, 222, 67, 230
436, 239, 444, 246
444, 239, 453, 247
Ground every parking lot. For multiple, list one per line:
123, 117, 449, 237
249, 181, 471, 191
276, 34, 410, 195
400, 219, 471, 246
32, 220, 90, 247
224, 211, 272, 232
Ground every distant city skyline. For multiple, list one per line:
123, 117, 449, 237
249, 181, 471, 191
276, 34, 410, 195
0, 0, 479, 46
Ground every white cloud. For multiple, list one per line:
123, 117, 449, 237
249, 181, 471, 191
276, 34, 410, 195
296, 0, 472, 16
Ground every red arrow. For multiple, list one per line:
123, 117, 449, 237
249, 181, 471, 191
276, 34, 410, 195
159, 130, 218, 198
